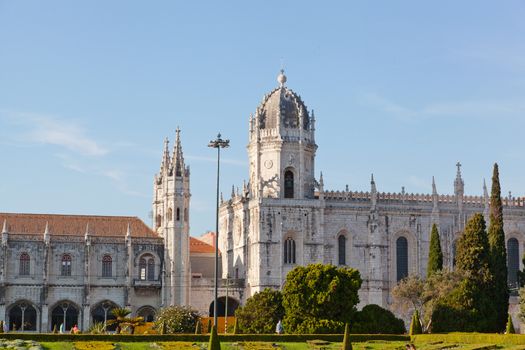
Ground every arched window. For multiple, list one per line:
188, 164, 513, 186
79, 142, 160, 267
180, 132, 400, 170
338, 235, 346, 265
61, 254, 72, 277
508, 238, 519, 288
19, 253, 30, 276
102, 255, 112, 278
396, 237, 408, 281
139, 254, 155, 281
284, 170, 294, 198
167, 208, 173, 222
184, 208, 188, 222
176, 208, 180, 221
284, 238, 296, 264
155, 214, 162, 228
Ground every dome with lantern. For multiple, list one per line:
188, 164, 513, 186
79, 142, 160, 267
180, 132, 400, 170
256, 70, 310, 130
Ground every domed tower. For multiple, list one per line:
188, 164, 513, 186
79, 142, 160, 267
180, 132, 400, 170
248, 70, 317, 200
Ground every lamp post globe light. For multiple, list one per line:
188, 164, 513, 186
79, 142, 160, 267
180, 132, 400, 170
208, 133, 230, 329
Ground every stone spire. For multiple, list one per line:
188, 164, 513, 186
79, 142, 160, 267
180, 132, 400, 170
370, 174, 377, 210
160, 137, 170, 173
84, 223, 91, 244
483, 178, 490, 219
125, 222, 131, 244
44, 221, 50, 245
172, 127, 185, 176
2, 220, 8, 247
454, 162, 464, 213
318, 172, 325, 200
432, 176, 440, 225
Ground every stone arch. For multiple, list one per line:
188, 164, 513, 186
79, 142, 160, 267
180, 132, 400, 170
7, 300, 39, 331
91, 300, 119, 331
390, 230, 417, 283
19, 252, 31, 276
335, 229, 351, 266
282, 230, 302, 266
283, 167, 295, 199
50, 300, 80, 332
136, 252, 160, 281
507, 237, 520, 289
136, 306, 157, 322
209, 296, 240, 317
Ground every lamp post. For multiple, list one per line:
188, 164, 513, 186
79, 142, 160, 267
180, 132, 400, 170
208, 133, 230, 329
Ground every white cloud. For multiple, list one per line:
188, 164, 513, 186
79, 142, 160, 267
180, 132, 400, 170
2, 111, 108, 156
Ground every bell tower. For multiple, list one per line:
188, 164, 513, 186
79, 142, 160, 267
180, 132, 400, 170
247, 70, 318, 200
152, 128, 190, 306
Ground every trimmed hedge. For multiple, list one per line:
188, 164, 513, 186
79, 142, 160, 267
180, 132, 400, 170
413, 333, 525, 345
0, 333, 409, 343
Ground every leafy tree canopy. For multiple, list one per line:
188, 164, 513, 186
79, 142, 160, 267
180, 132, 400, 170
154, 305, 200, 334
235, 288, 284, 334
282, 263, 362, 334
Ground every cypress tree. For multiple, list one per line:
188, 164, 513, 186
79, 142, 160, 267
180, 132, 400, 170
207, 319, 212, 334
488, 163, 509, 331
506, 314, 515, 334
342, 322, 352, 350
455, 213, 496, 331
208, 325, 221, 350
195, 320, 202, 334
427, 223, 443, 277
233, 318, 239, 335
409, 310, 422, 335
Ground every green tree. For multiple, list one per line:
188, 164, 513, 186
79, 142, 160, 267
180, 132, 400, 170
122, 316, 145, 334
154, 305, 200, 334
350, 304, 405, 334
195, 320, 202, 334
487, 163, 509, 331
435, 213, 497, 332
506, 314, 515, 334
409, 310, 422, 335
208, 325, 221, 350
106, 308, 131, 334
342, 323, 352, 350
282, 263, 362, 334
427, 223, 443, 277
235, 288, 284, 334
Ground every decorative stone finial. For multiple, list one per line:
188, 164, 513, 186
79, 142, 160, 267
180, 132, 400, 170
126, 222, 131, 237
1, 219, 7, 234
277, 69, 287, 87
432, 176, 437, 195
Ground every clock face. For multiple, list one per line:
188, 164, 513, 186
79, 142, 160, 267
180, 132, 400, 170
264, 160, 273, 169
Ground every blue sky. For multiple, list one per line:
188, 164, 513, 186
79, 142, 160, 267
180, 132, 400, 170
1, 1, 524, 236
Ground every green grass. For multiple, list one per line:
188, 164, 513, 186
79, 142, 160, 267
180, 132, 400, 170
41, 342, 75, 350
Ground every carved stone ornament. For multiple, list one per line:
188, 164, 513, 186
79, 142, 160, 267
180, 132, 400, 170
264, 160, 273, 169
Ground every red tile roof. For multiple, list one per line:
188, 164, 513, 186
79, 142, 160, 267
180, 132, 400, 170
190, 236, 216, 254
0, 213, 159, 238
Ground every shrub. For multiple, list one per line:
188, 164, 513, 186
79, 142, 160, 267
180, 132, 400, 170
506, 314, 516, 334
409, 310, 422, 335
208, 325, 221, 350
283, 264, 362, 334
351, 304, 405, 334
154, 305, 200, 334
207, 319, 212, 333
88, 322, 106, 334
235, 288, 284, 334
342, 323, 352, 350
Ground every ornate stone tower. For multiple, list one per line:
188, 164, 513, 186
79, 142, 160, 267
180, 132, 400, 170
248, 70, 318, 200
152, 128, 191, 306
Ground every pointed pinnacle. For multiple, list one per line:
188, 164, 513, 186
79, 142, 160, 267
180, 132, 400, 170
432, 176, 437, 195
2, 219, 7, 234
44, 221, 49, 235
126, 222, 131, 237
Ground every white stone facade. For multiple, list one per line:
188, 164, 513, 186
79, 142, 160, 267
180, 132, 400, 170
217, 71, 525, 312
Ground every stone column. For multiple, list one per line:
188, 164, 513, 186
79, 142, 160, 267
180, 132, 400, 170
40, 305, 48, 332
82, 305, 90, 332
